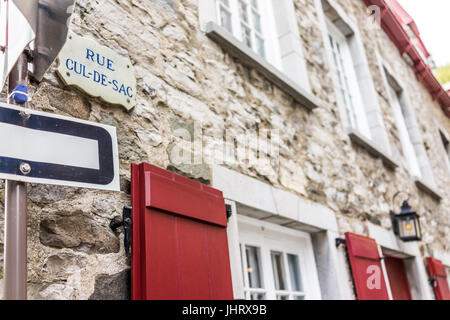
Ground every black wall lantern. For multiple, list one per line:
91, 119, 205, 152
391, 200, 422, 242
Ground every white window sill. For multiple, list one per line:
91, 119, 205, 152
347, 128, 399, 170
413, 177, 442, 202
212, 164, 338, 233
349, 129, 441, 201
204, 22, 320, 111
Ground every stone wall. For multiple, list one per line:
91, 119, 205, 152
0, 0, 448, 299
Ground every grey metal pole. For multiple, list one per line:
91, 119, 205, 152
3, 52, 28, 300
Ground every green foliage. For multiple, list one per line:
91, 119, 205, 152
435, 64, 450, 84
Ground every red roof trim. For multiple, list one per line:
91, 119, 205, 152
364, 0, 450, 117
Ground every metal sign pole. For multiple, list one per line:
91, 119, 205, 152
3, 52, 28, 300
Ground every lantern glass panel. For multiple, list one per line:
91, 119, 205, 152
398, 214, 418, 239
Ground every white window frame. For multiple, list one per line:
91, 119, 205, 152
216, 0, 281, 70
213, 165, 351, 300
216, 0, 233, 33
199, 0, 312, 93
315, 0, 394, 161
325, 18, 371, 139
385, 79, 422, 178
216, 0, 281, 68
378, 58, 440, 197
237, 215, 321, 300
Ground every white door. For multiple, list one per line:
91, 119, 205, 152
237, 215, 322, 300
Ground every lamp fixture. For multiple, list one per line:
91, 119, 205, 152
390, 199, 422, 242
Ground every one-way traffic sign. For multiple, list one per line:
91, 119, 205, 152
0, 102, 119, 191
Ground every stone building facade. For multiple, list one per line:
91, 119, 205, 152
0, 0, 449, 299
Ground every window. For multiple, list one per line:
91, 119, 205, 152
240, 245, 265, 299
238, 216, 319, 300
239, 0, 265, 57
317, 0, 394, 162
200, 0, 314, 101
326, 18, 371, 139
216, 0, 277, 63
387, 82, 422, 178
379, 64, 441, 199
218, 0, 233, 33
240, 244, 306, 300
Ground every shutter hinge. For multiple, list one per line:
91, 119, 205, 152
110, 206, 132, 256
429, 274, 438, 288
225, 204, 233, 220
335, 238, 346, 247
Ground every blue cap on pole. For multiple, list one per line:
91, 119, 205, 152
11, 84, 29, 104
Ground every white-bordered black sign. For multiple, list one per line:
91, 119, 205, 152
0, 102, 120, 191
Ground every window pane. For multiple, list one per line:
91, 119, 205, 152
238, 0, 249, 23
246, 245, 263, 288
256, 36, 265, 58
249, 292, 265, 300
220, 8, 232, 33
336, 42, 342, 54
276, 295, 289, 300
398, 216, 418, 238
329, 32, 359, 131
287, 254, 303, 292
241, 24, 252, 47
271, 251, 286, 290
251, 0, 259, 9
252, 11, 262, 33
293, 295, 305, 300
239, 244, 246, 286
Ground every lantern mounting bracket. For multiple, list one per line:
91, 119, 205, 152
390, 210, 400, 235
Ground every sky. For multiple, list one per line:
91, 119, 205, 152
397, 0, 450, 67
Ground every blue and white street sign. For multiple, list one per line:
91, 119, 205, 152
56, 32, 137, 111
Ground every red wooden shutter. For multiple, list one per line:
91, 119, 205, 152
345, 232, 390, 300
426, 257, 450, 300
384, 257, 412, 300
131, 163, 234, 300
